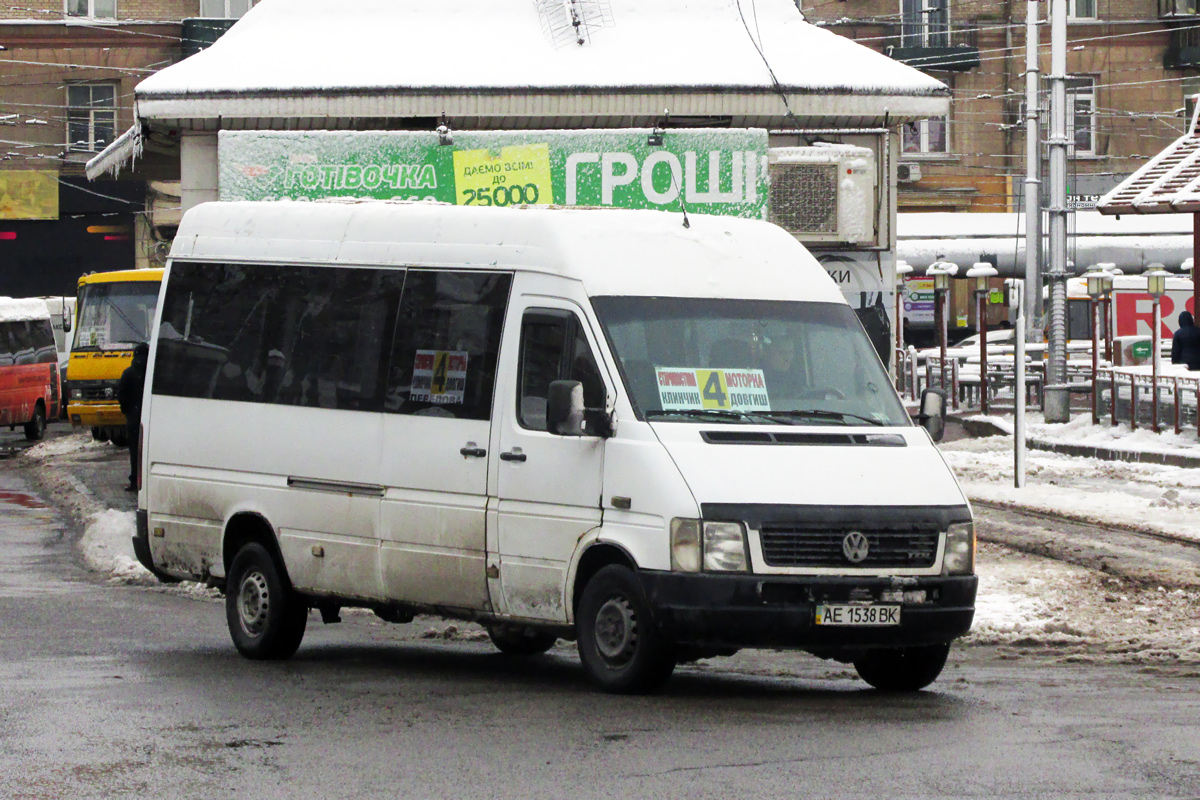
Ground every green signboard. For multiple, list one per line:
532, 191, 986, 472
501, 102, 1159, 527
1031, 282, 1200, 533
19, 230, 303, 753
218, 129, 769, 219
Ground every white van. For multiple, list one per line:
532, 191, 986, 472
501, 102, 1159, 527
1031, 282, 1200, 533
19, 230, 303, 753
135, 201, 975, 694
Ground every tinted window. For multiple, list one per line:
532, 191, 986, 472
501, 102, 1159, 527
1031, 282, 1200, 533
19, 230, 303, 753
518, 311, 605, 431
154, 262, 404, 411
31, 320, 57, 363
384, 270, 511, 420
0, 322, 14, 367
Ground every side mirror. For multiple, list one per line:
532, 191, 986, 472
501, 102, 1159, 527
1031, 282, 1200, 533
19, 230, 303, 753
547, 380, 586, 436
62, 306, 72, 333
918, 387, 947, 442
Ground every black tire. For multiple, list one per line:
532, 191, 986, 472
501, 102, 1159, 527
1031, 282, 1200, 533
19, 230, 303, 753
576, 565, 676, 694
486, 623, 557, 656
92, 426, 109, 443
853, 643, 950, 692
23, 403, 46, 441
109, 428, 128, 447
225, 542, 307, 660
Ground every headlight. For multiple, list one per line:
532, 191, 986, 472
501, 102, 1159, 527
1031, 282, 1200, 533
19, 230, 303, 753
670, 518, 701, 572
70, 388, 82, 399
702, 521, 749, 572
942, 521, 975, 576
670, 519, 749, 573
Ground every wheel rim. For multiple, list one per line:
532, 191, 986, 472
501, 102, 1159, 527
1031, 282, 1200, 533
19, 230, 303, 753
594, 594, 638, 665
237, 569, 271, 638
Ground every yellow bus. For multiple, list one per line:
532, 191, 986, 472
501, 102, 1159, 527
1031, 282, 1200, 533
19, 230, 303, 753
67, 268, 163, 444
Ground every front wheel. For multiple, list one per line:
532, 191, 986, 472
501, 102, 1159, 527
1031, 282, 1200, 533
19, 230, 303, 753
486, 624, 557, 656
109, 428, 128, 447
225, 542, 307, 660
23, 404, 46, 441
576, 565, 676, 694
853, 643, 950, 691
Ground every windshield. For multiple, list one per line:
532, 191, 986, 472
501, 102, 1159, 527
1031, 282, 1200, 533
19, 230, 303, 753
74, 281, 159, 351
591, 297, 911, 427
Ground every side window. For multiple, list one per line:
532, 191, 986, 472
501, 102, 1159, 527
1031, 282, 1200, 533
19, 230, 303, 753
0, 322, 14, 367
33, 320, 58, 364
11, 321, 36, 365
517, 310, 605, 432
385, 270, 511, 420
154, 261, 403, 411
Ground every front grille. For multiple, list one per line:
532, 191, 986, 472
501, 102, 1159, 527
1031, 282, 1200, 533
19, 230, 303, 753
81, 386, 115, 401
759, 522, 940, 568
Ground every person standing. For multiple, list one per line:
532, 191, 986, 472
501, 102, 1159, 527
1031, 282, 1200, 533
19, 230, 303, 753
117, 342, 150, 492
1171, 310, 1200, 371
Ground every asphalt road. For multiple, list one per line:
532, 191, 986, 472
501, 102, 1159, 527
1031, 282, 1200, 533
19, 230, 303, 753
1, 425, 1199, 799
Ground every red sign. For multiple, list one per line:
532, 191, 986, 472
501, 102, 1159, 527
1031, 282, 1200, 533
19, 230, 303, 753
1112, 290, 1196, 338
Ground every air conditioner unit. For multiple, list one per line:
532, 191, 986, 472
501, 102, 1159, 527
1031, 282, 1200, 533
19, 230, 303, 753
897, 162, 922, 183
768, 144, 876, 245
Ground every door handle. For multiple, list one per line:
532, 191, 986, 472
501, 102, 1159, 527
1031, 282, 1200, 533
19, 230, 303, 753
459, 446, 487, 458
499, 450, 527, 463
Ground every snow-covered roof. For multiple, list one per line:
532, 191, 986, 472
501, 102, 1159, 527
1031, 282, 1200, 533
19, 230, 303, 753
170, 200, 846, 303
0, 297, 51, 323
1098, 100, 1200, 215
133, 0, 947, 130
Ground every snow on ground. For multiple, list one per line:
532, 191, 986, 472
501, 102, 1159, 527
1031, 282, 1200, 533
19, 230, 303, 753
966, 542, 1200, 665
942, 421, 1200, 544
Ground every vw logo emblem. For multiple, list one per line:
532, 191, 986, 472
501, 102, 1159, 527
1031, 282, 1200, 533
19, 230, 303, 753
842, 531, 870, 564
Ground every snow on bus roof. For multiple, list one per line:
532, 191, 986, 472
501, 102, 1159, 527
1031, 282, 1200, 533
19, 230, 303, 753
0, 297, 51, 323
135, 0, 944, 99
171, 200, 846, 303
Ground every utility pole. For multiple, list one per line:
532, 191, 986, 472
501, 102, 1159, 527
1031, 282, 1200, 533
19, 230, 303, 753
1024, 0, 1041, 341
1044, 0, 1071, 423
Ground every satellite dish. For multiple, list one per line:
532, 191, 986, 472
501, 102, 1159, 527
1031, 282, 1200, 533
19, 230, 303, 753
535, 0, 614, 48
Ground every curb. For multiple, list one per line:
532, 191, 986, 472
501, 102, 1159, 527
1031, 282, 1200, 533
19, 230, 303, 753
949, 414, 1200, 469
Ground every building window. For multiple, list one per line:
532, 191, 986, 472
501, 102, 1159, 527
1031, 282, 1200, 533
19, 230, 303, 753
1067, 77, 1097, 156
1038, 77, 1097, 158
1069, 0, 1097, 18
66, 0, 116, 18
901, 0, 949, 48
67, 83, 117, 152
902, 117, 949, 155
200, 0, 252, 18
1161, 0, 1200, 16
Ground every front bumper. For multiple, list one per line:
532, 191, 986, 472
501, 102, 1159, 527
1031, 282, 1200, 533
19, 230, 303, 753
70, 401, 125, 428
638, 570, 976, 651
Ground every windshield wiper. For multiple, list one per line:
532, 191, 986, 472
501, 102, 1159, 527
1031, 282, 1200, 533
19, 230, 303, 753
645, 408, 783, 424
759, 409, 885, 426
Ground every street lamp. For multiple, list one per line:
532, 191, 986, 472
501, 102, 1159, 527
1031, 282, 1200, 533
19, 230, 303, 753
895, 260, 913, 389
1083, 264, 1112, 424
926, 261, 958, 392
1145, 265, 1171, 433
966, 262, 998, 413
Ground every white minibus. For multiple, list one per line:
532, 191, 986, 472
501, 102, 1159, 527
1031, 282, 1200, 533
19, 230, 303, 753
136, 201, 975, 694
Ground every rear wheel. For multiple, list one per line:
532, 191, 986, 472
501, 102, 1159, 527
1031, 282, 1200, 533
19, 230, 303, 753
853, 643, 950, 692
486, 624, 557, 656
225, 542, 307, 660
23, 403, 46, 441
576, 565, 676, 694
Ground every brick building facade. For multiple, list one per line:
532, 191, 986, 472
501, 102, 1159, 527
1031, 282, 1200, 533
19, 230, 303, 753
0, 1, 249, 296
802, 0, 1196, 213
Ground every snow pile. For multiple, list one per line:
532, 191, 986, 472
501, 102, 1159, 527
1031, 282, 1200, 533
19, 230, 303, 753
22, 434, 110, 461
970, 410, 1200, 458
967, 544, 1200, 664
78, 508, 156, 585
